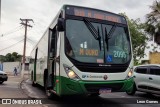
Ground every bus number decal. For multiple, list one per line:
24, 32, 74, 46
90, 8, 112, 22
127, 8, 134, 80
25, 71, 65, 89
79, 48, 98, 56
113, 51, 126, 58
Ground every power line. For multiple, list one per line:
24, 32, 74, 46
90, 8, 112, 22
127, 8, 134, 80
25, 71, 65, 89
27, 37, 35, 43
1, 25, 24, 37
27, 39, 35, 45
0, 39, 24, 52
28, 26, 44, 36
2, 25, 22, 33
0, 36, 24, 42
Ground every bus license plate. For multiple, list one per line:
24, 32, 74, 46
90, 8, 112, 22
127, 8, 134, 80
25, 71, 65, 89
99, 88, 112, 94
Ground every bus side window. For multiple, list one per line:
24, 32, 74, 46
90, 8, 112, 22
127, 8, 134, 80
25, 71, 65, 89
49, 28, 56, 58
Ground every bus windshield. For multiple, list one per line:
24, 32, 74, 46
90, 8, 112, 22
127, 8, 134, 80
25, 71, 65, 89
65, 19, 131, 64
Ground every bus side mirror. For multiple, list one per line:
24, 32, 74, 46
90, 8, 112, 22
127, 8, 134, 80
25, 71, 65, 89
57, 18, 65, 31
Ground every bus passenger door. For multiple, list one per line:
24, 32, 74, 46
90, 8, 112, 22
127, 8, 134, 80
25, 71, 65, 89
47, 28, 57, 90
33, 48, 38, 82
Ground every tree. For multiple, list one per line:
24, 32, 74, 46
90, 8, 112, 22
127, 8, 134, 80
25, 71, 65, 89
0, 55, 5, 62
120, 13, 149, 65
11, 52, 22, 61
145, 0, 160, 44
0, 52, 22, 62
5, 53, 14, 62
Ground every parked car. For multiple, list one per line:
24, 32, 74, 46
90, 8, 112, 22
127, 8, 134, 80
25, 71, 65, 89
126, 64, 160, 95
0, 70, 8, 84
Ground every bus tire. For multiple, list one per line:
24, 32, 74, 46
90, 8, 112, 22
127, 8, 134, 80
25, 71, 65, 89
44, 71, 58, 100
31, 71, 33, 81
44, 76, 55, 99
31, 71, 36, 86
44, 70, 52, 98
126, 83, 136, 95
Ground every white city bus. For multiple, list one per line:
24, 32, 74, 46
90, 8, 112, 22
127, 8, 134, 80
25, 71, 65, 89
29, 5, 134, 97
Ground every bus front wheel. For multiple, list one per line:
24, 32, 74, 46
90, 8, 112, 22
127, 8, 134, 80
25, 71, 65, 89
44, 72, 53, 99
44, 78, 57, 99
126, 83, 136, 95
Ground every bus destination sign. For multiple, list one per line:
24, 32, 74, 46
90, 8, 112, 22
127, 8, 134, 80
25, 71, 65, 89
66, 6, 127, 24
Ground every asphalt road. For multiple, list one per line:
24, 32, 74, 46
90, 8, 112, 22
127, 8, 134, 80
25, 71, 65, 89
0, 75, 28, 98
0, 75, 46, 107
21, 79, 160, 107
0, 75, 160, 107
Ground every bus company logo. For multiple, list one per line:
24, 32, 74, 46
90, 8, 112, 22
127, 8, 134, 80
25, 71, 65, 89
82, 75, 87, 78
82, 75, 89, 78
103, 75, 108, 80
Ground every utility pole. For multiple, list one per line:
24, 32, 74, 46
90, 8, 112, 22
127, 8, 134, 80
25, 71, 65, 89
0, 0, 1, 34
20, 18, 33, 78
0, 0, 1, 24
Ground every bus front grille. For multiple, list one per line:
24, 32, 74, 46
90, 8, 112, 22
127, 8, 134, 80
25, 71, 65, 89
75, 65, 128, 73
84, 83, 124, 93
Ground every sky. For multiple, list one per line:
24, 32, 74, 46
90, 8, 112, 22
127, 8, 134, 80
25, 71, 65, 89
0, 0, 158, 57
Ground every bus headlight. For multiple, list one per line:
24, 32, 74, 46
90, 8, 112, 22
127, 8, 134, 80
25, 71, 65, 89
126, 68, 133, 79
63, 64, 80, 80
68, 70, 76, 78
125, 71, 133, 79
128, 71, 132, 77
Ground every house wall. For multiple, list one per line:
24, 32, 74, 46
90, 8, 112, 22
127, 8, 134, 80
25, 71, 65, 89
149, 52, 160, 64
3, 62, 21, 74
0, 64, 3, 71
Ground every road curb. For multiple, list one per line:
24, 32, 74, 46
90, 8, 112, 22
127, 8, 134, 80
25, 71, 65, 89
19, 78, 30, 98
19, 78, 41, 99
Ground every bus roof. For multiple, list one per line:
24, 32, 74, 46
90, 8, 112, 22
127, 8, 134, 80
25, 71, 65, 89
62, 5, 127, 24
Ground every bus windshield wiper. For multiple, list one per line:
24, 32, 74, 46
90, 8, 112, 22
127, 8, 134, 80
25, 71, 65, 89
105, 24, 116, 51
83, 18, 101, 51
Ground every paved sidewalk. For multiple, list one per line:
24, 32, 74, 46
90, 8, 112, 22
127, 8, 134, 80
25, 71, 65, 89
0, 75, 28, 98
0, 74, 49, 107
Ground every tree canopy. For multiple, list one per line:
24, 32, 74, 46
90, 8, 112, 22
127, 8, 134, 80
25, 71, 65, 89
0, 52, 22, 62
145, 0, 160, 44
120, 13, 149, 65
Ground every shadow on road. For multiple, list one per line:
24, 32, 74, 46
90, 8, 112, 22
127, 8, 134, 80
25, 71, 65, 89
44, 95, 126, 107
135, 92, 160, 100
22, 79, 160, 107
0, 83, 7, 86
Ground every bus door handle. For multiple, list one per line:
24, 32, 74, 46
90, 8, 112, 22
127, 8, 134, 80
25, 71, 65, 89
149, 77, 153, 80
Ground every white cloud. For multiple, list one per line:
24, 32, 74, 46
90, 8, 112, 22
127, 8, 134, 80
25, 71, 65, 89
0, 0, 154, 56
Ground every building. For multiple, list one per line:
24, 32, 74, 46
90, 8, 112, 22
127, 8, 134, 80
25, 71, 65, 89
3, 61, 21, 74
22, 56, 31, 71
141, 52, 160, 64
0, 56, 31, 74
0, 63, 3, 71
149, 52, 160, 64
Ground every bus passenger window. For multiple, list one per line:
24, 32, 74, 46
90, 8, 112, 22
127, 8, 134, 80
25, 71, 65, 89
66, 38, 73, 56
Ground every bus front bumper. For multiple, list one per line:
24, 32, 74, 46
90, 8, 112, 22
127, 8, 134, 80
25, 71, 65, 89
59, 76, 134, 96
